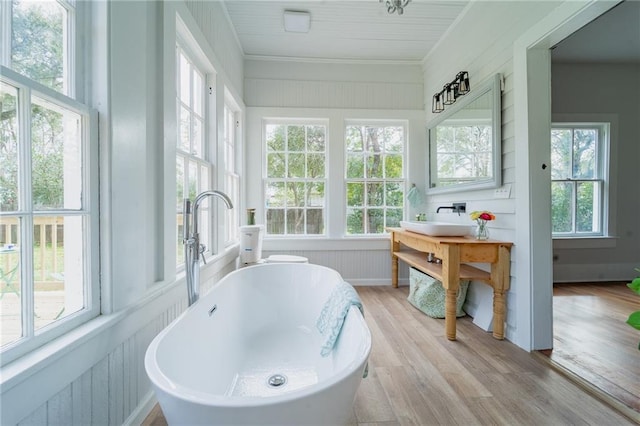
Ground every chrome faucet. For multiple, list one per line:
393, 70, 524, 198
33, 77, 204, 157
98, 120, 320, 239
183, 190, 233, 306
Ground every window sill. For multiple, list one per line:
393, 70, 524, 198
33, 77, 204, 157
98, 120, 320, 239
553, 236, 617, 250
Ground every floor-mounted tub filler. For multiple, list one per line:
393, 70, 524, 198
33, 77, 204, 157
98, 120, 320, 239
145, 263, 372, 425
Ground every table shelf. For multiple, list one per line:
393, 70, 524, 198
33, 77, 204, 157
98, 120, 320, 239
394, 250, 491, 283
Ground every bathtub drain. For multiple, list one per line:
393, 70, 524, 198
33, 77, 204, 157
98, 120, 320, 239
267, 374, 287, 388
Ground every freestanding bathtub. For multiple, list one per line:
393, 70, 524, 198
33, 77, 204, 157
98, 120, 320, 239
145, 263, 371, 425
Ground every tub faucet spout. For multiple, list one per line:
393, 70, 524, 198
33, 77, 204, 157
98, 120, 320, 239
184, 190, 233, 306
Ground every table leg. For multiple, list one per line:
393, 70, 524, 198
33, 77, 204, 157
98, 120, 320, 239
391, 235, 399, 288
442, 244, 460, 341
491, 245, 511, 340
492, 290, 506, 339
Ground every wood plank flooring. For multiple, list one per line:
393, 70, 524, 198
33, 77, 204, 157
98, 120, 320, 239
542, 282, 640, 417
143, 285, 637, 425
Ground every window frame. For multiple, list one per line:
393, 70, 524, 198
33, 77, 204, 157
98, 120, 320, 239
550, 121, 610, 239
174, 19, 227, 270
262, 118, 328, 237
223, 95, 240, 245
0, 66, 99, 366
344, 120, 407, 236
0, 1, 98, 365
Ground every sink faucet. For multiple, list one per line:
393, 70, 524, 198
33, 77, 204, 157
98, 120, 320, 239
436, 203, 466, 215
183, 190, 233, 306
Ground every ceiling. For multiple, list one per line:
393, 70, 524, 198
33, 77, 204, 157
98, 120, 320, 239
552, 1, 640, 64
222, 0, 470, 62
221, 0, 639, 64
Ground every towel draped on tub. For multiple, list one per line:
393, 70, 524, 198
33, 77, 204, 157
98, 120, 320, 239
316, 281, 364, 357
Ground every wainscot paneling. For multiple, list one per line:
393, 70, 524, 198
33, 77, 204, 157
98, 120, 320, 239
8, 255, 236, 426
261, 249, 416, 286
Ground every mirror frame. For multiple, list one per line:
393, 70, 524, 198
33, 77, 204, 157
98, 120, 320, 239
426, 73, 502, 194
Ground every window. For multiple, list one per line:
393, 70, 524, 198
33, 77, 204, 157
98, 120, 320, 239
1, 1, 98, 363
551, 123, 609, 236
264, 121, 327, 235
345, 123, 405, 235
5, 0, 70, 95
223, 101, 240, 244
175, 44, 211, 267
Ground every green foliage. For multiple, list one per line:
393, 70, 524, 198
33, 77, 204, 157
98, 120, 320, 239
344, 125, 405, 234
265, 124, 326, 235
627, 269, 640, 350
12, 1, 65, 92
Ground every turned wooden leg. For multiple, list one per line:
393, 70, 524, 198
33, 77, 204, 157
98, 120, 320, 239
493, 290, 506, 339
491, 245, 511, 340
392, 255, 398, 288
442, 244, 460, 341
445, 288, 458, 340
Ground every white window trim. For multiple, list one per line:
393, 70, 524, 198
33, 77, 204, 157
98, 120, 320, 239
344, 119, 408, 236
262, 118, 329, 237
175, 18, 223, 266
223, 92, 241, 246
0, 66, 100, 366
551, 113, 618, 250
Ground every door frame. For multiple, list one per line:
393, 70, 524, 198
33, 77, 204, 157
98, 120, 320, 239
513, 0, 620, 351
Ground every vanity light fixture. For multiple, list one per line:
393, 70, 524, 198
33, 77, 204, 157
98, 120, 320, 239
380, 0, 410, 15
432, 71, 471, 113
432, 92, 444, 113
284, 10, 311, 33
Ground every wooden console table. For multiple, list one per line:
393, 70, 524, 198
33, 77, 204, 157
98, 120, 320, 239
387, 227, 513, 341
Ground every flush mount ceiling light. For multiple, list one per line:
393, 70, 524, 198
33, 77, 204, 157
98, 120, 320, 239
284, 10, 311, 33
380, 0, 410, 15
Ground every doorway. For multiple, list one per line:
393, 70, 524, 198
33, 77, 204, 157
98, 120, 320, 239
519, 0, 640, 416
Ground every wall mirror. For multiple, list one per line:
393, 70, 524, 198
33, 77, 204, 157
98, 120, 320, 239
427, 73, 502, 194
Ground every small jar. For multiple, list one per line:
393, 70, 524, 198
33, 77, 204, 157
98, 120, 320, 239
246, 208, 256, 225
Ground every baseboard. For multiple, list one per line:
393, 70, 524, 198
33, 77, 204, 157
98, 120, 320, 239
553, 262, 637, 283
123, 390, 157, 426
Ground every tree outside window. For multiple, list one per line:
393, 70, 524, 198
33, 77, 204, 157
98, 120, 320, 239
345, 123, 405, 235
551, 124, 608, 236
264, 122, 326, 235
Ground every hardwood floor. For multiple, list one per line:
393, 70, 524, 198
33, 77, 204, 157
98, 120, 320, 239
143, 285, 637, 425
542, 282, 640, 418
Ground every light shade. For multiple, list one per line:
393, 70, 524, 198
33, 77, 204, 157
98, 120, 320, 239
284, 10, 311, 33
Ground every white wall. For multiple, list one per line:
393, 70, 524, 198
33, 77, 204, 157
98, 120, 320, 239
244, 59, 426, 284
551, 62, 640, 282
422, 0, 568, 348
1, 1, 244, 424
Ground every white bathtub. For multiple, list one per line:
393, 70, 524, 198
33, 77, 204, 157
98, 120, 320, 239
145, 263, 371, 425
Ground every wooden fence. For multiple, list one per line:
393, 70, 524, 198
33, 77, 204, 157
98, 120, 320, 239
0, 216, 64, 284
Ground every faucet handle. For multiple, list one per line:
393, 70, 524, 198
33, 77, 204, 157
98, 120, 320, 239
199, 244, 207, 264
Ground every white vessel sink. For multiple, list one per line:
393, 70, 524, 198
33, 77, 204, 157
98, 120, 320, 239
400, 220, 471, 237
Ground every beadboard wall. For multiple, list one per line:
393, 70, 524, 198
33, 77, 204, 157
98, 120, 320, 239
244, 59, 423, 110
184, 0, 244, 98
422, 1, 566, 346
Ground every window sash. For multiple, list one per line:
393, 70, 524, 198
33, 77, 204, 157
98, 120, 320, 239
263, 121, 327, 236
345, 122, 406, 235
175, 41, 216, 267
223, 104, 239, 244
551, 123, 608, 237
0, 66, 98, 365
